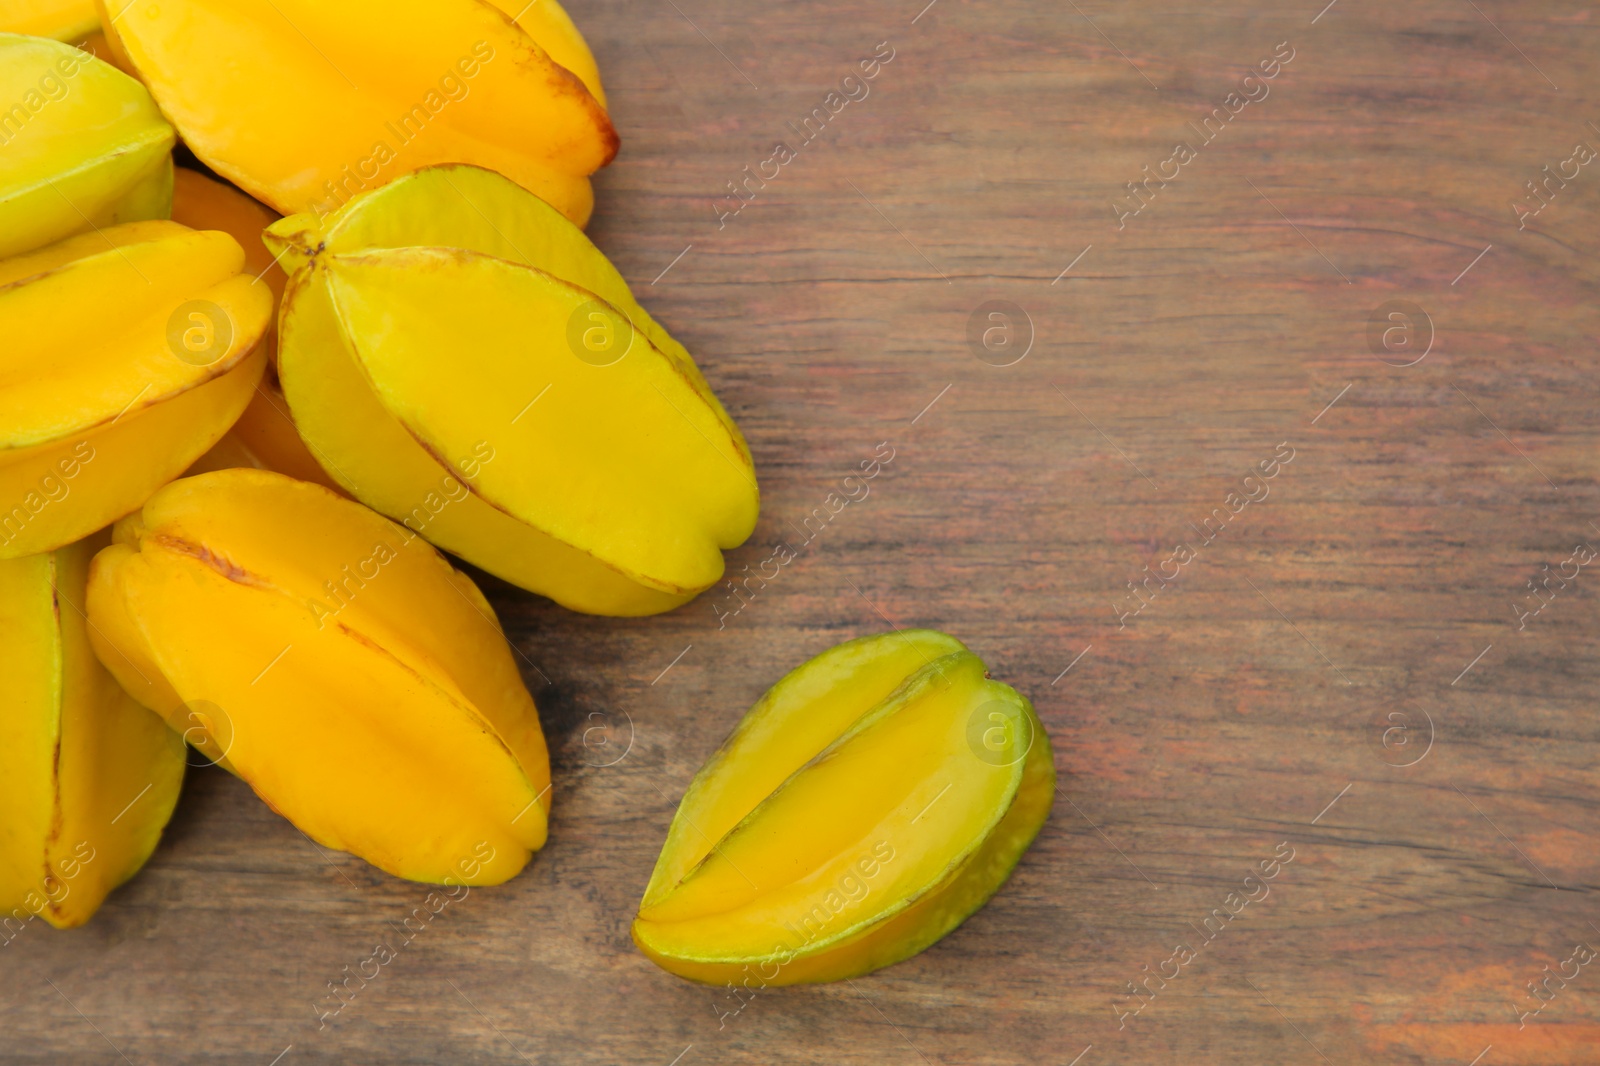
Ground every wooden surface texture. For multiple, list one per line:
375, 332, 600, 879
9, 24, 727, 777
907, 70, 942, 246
8, 0, 1600, 1063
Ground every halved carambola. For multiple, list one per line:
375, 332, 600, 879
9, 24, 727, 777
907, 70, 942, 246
96, 0, 616, 225
634, 630, 1055, 985
0, 533, 184, 931
267, 164, 759, 616
85, 469, 551, 885
0, 33, 173, 260
0, 220, 269, 558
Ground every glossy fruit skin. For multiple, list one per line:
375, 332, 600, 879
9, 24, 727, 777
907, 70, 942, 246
267, 164, 758, 616
0, 0, 99, 41
0, 531, 184, 933
0, 33, 173, 260
634, 630, 1055, 985
96, 0, 616, 226
85, 468, 551, 886
0, 220, 271, 558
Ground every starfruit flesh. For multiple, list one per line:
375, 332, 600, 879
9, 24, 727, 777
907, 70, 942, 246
0, 0, 98, 40
96, 0, 616, 226
634, 631, 1054, 985
0, 220, 269, 557
267, 164, 758, 616
85, 469, 551, 885
0, 33, 173, 260
0, 532, 184, 931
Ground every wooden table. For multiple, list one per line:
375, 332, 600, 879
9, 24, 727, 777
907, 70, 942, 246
9, 1, 1600, 1062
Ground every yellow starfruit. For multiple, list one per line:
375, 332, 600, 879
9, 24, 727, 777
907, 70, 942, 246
634, 630, 1055, 985
170, 167, 285, 359
266, 164, 758, 616
0, 33, 173, 260
69, 29, 135, 77
85, 468, 551, 885
482, 0, 605, 107
0, 220, 270, 558
96, 0, 616, 225
169, 168, 343, 492
0, 532, 185, 932
0, 0, 98, 40
186, 378, 346, 495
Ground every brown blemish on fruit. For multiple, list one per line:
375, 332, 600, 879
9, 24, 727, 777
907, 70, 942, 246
151, 533, 269, 590
478, 2, 618, 167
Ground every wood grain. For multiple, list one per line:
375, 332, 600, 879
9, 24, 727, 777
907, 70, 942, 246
7, 1, 1600, 1063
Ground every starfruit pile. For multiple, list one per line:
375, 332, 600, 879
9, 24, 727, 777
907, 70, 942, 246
0, 0, 1047, 990
0, 0, 657, 919
634, 631, 1055, 984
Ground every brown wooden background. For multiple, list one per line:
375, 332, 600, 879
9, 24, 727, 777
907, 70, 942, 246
8, 0, 1600, 1062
